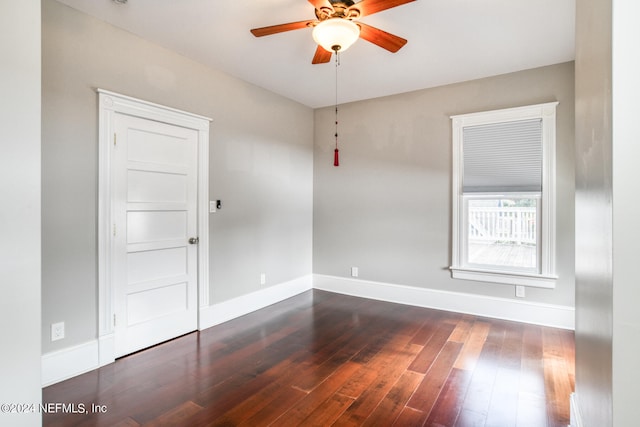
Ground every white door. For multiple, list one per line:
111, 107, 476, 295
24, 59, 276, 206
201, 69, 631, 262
112, 113, 199, 357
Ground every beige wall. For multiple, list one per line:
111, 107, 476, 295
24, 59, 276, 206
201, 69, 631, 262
314, 62, 575, 306
574, 0, 613, 425
0, 2, 42, 426
574, 0, 640, 425
42, 1, 314, 354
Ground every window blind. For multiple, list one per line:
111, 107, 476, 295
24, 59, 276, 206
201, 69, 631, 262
462, 118, 542, 193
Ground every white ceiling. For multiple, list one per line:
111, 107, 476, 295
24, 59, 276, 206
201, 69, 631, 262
54, 0, 575, 108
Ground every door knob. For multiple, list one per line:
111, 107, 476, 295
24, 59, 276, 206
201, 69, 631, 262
188, 237, 199, 245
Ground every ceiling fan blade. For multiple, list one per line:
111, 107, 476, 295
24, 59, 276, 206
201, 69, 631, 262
312, 45, 333, 64
250, 20, 315, 37
350, 0, 416, 17
358, 22, 407, 52
308, 0, 333, 9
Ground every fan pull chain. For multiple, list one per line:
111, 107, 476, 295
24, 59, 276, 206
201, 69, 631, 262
334, 52, 340, 167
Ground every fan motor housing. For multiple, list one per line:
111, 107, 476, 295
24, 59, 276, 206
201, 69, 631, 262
316, 0, 360, 21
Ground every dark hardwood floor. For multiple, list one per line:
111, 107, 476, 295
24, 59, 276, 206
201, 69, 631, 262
43, 290, 574, 426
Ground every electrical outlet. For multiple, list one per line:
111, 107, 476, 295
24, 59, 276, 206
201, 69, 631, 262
260, 273, 266, 285
515, 285, 526, 298
351, 267, 359, 278
51, 322, 65, 341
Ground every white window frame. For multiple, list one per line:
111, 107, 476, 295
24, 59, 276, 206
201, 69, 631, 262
450, 102, 558, 288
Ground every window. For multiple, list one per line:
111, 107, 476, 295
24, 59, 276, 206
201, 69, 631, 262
450, 102, 558, 288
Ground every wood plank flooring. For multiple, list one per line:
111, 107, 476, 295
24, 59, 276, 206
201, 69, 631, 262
43, 290, 574, 427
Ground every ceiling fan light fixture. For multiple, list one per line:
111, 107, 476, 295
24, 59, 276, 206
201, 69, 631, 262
312, 18, 360, 53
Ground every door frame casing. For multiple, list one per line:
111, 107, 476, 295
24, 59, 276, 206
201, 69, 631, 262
97, 89, 211, 365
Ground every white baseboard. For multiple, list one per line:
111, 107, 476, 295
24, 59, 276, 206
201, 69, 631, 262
570, 393, 583, 427
42, 340, 100, 387
199, 274, 313, 329
42, 275, 313, 387
98, 333, 115, 367
313, 274, 575, 330
43, 272, 573, 387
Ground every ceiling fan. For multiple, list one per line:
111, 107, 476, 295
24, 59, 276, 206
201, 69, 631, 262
250, 0, 416, 64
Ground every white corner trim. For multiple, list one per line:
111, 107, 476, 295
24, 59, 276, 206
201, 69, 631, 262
199, 275, 313, 330
570, 393, 583, 427
42, 341, 99, 387
312, 274, 574, 330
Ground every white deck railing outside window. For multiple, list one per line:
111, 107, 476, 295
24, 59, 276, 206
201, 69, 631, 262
468, 206, 537, 245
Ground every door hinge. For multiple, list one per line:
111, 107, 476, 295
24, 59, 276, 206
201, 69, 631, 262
113, 133, 117, 147
113, 314, 116, 327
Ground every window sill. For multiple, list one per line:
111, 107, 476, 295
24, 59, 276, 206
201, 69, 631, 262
449, 267, 557, 289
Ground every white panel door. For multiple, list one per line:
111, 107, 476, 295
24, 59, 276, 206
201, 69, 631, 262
113, 113, 198, 357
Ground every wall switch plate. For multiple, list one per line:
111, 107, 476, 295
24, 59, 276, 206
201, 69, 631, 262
260, 273, 266, 285
51, 322, 65, 341
515, 285, 526, 298
351, 267, 359, 278
209, 201, 216, 213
